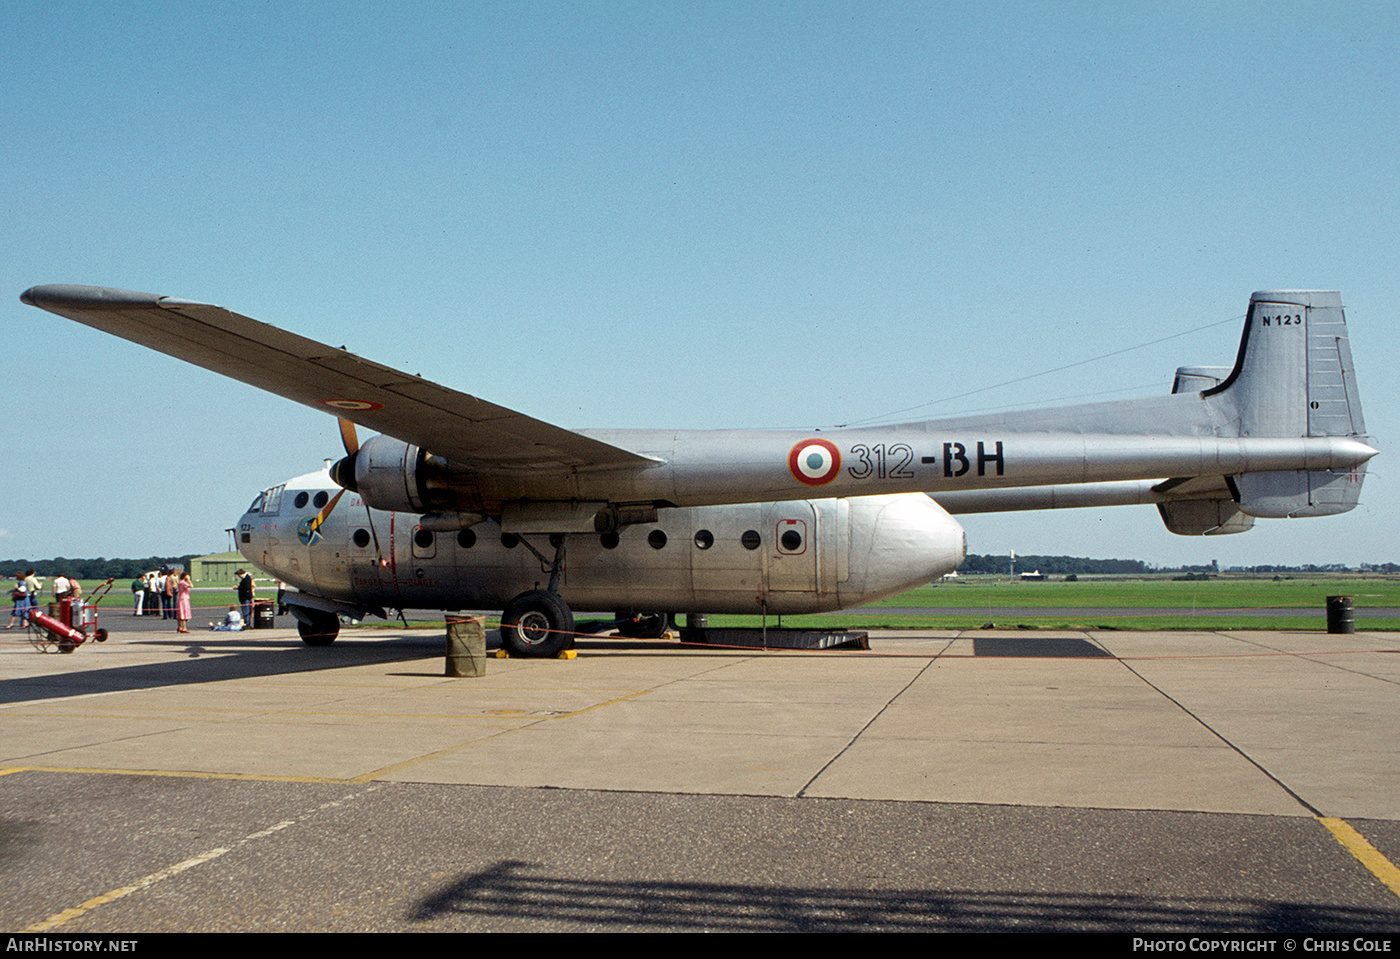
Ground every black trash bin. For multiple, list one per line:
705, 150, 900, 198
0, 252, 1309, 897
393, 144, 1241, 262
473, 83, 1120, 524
252, 599, 276, 629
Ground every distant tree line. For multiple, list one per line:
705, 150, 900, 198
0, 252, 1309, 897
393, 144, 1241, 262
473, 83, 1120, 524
0, 556, 197, 580
959, 555, 1395, 575
1231, 563, 1400, 574
959, 554, 1151, 575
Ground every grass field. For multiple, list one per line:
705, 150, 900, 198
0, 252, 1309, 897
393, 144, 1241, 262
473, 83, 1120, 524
51, 575, 1400, 632
705, 575, 1400, 631
872, 575, 1400, 609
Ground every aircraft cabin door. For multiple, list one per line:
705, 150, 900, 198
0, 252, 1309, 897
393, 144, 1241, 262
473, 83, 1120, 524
763, 501, 819, 597
347, 503, 402, 609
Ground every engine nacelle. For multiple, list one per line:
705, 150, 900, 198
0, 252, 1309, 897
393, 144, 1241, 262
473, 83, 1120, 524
337, 435, 499, 520
336, 436, 667, 531
347, 435, 425, 513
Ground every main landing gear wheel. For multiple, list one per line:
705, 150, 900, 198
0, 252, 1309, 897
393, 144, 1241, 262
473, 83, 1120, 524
500, 590, 574, 658
296, 609, 340, 647
616, 612, 670, 639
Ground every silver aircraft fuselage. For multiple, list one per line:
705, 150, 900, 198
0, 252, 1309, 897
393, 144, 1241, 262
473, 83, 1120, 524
240, 471, 966, 616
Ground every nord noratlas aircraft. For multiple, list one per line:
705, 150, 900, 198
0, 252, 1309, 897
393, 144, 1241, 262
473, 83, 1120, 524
21, 286, 1375, 656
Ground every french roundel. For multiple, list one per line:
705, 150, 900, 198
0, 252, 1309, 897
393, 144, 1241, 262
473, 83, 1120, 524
319, 398, 384, 411
789, 438, 842, 486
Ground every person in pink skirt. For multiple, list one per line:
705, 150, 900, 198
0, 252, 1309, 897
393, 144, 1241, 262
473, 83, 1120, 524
175, 571, 193, 634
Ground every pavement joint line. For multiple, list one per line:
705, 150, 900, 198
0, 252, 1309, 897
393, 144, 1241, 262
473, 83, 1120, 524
3, 722, 225, 769
797, 654, 942, 798
347, 688, 655, 783
0, 686, 160, 711
1111, 655, 1322, 816
0, 705, 585, 721
6, 766, 354, 784
1108, 647, 1397, 661
1318, 817, 1400, 901
1188, 632, 1400, 676
18, 783, 383, 932
349, 727, 529, 783
554, 688, 652, 719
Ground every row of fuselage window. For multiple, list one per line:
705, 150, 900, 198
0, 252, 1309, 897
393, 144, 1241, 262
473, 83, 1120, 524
286, 489, 805, 553
348, 526, 804, 552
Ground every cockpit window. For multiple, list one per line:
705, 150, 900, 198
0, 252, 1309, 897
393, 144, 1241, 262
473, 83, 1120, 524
261, 485, 285, 517
246, 492, 265, 514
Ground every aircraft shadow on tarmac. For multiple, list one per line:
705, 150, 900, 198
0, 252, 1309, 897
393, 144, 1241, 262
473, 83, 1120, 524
969, 636, 1111, 657
1, 629, 1127, 708
407, 859, 1399, 933
0, 628, 782, 706
0, 633, 446, 706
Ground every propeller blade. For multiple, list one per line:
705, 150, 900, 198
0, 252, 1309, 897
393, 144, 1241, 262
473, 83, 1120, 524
329, 418, 361, 491
309, 489, 347, 533
338, 417, 360, 456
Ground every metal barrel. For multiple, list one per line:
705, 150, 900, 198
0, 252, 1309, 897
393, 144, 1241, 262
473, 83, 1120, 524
446, 615, 487, 677
1325, 595, 1354, 634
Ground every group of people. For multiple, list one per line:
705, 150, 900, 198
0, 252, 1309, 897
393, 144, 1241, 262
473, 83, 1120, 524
131, 569, 193, 633
130, 567, 258, 632
7, 571, 86, 629
11, 568, 265, 635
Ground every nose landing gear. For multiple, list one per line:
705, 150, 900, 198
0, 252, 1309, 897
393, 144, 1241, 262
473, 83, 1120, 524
294, 608, 341, 646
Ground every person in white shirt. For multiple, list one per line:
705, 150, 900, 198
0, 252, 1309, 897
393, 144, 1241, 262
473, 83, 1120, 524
210, 606, 244, 631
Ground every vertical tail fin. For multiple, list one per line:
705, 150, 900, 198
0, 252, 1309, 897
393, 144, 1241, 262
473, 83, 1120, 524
1205, 291, 1368, 517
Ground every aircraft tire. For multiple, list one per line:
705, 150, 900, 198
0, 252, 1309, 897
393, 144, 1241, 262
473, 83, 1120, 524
615, 612, 670, 639
296, 610, 340, 646
501, 590, 574, 658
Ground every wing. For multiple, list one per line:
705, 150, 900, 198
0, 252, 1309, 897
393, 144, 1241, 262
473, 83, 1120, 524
21, 285, 656, 471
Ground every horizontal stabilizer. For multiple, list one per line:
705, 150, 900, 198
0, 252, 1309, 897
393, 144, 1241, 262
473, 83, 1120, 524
1235, 466, 1367, 518
1157, 499, 1255, 536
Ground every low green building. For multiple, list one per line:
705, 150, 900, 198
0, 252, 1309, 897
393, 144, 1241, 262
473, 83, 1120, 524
189, 552, 267, 584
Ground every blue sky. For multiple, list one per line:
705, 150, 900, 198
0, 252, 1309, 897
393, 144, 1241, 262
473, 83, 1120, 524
3, 1, 1396, 567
